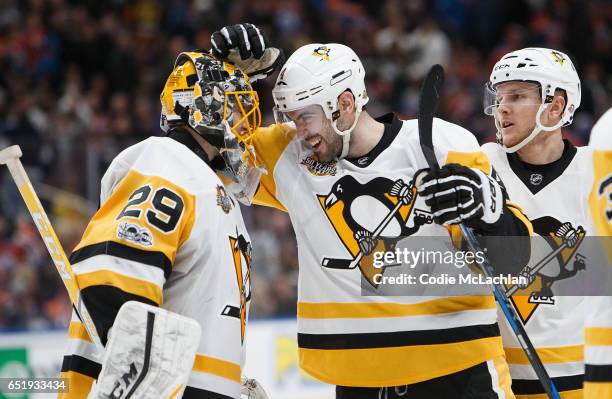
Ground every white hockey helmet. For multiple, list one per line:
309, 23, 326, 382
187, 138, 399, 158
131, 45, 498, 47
272, 43, 369, 159
484, 47, 581, 153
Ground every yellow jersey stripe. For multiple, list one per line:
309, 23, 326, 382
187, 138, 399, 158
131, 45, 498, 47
584, 382, 612, 399
514, 389, 582, 399
300, 336, 503, 386
505, 345, 583, 365
298, 296, 496, 319
445, 150, 492, 174
68, 321, 92, 343
252, 124, 295, 211
586, 327, 612, 346
491, 355, 515, 398
506, 201, 534, 236
192, 354, 241, 383
58, 371, 95, 399
76, 270, 163, 306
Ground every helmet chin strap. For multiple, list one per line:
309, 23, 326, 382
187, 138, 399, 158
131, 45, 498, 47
498, 103, 565, 153
331, 107, 362, 159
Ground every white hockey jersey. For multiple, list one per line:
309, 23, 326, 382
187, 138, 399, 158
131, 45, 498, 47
483, 141, 599, 398
252, 114, 529, 389
59, 132, 252, 399
585, 109, 612, 399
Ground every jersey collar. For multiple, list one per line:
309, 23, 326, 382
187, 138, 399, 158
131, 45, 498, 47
345, 113, 402, 168
506, 139, 577, 194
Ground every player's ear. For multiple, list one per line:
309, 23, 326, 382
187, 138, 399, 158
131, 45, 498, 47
337, 90, 356, 116
548, 90, 567, 120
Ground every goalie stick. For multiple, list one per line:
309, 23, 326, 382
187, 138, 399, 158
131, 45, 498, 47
0, 145, 105, 356
417, 65, 561, 399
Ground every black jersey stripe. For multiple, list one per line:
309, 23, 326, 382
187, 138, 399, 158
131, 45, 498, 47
585, 364, 612, 382
511, 374, 583, 394
298, 323, 500, 350
182, 386, 235, 399
61, 354, 102, 379
70, 241, 172, 278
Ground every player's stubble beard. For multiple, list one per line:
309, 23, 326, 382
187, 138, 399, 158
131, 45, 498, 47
317, 117, 344, 163
318, 110, 360, 163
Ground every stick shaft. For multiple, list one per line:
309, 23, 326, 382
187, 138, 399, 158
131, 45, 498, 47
1, 146, 104, 352
416, 68, 560, 399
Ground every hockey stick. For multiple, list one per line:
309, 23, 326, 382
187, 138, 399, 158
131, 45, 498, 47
417, 66, 561, 399
0, 145, 104, 355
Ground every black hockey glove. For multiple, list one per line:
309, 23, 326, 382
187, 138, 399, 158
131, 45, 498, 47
417, 164, 504, 231
211, 23, 284, 82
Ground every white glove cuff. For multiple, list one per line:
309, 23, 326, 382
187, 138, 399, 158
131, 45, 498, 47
473, 168, 503, 225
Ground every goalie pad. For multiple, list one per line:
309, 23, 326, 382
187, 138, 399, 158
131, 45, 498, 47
88, 301, 201, 399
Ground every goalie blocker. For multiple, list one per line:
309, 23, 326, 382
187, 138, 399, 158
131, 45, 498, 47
88, 301, 201, 399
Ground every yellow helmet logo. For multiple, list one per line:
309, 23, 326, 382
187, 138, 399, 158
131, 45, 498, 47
312, 46, 331, 61
551, 51, 565, 65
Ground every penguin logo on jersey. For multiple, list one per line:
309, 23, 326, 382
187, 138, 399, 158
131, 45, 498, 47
318, 175, 430, 287
221, 231, 252, 343
509, 217, 586, 324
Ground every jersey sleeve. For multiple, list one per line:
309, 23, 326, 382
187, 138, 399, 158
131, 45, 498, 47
585, 149, 612, 399
251, 123, 296, 211
589, 149, 612, 237
69, 166, 196, 345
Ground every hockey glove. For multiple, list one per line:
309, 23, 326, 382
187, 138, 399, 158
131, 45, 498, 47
211, 23, 284, 82
241, 376, 270, 399
417, 164, 504, 231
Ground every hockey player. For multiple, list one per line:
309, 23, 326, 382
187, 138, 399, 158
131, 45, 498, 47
584, 108, 612, 399
481, 47, 599, 398
59, 51, 269, 398
212, 24, 534, 398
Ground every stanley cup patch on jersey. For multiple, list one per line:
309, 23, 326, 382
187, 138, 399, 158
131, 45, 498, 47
509, 217, 587, 324
216, 185, 235, 214
316, 175, 428, 287
221, 231, 252, 343
300, 156, 337, 176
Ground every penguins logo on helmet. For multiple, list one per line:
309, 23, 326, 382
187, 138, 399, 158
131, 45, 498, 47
312, 46, 331, 61
551, 50, 565, 65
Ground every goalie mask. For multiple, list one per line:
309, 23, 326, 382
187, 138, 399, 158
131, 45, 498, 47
160, 51, 265, 204
483, 47, 581, 153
